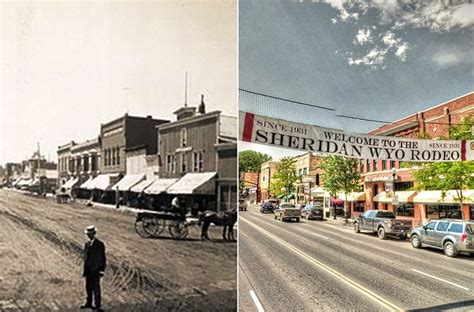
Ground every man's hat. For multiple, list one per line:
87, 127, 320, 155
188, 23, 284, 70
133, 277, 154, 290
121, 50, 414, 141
85, 225, 96, 234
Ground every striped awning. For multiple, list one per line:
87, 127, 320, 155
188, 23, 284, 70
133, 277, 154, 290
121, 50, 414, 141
413, 190, 474, 204
338, 192, 366, 202
374, 191, 417, 204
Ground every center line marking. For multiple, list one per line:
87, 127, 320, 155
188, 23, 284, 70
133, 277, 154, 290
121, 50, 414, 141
240, 217, 403, 311
313, 232, 329, 239
249, 290, 265, 312
411, 269, 470, 291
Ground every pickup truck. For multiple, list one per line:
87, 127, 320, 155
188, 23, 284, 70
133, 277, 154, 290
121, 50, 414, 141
274, 203, 301, 222
353, 210, 412, 240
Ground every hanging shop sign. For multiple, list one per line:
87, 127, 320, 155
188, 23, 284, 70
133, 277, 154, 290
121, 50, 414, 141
239, 111, 474, 162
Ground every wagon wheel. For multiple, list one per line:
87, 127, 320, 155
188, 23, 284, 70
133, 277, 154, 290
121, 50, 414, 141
135, 215, 165, 238
168, 220, 189, 240
135, 216, 151, 238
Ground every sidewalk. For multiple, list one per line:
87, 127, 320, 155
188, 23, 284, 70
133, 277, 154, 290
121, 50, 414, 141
324, 217, 354, 228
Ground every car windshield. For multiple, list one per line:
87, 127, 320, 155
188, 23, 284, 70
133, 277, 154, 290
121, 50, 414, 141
280, 204, 295, 208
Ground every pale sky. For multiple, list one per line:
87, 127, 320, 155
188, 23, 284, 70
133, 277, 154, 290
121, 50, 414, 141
239, 0, 473, 160
1, 0, 237, 164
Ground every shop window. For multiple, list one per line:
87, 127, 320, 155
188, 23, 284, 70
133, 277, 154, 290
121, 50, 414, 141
354, 201, 364, 212
396, 204, 414, 217
427, 205, 462, 220
117, 147, 120, 165
366, 159, 370, 172
193, 152, 203, 172
303, 167, 307, 175
372, 160, 377, 171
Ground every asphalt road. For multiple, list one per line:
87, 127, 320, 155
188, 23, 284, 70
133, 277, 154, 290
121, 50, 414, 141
239, 204, 474, 312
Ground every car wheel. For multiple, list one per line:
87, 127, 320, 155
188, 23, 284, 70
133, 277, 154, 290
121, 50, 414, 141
399, 234, 407, 240
353, 222, 360, 233
411, 234, 421, 248
443, 241, 457, 257
377, 227, 387, 240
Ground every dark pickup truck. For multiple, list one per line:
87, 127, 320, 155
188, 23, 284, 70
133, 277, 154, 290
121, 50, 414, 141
353, 210, 412, 240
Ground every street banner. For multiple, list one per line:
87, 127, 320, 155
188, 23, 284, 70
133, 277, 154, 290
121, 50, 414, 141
239, 111, 474, 162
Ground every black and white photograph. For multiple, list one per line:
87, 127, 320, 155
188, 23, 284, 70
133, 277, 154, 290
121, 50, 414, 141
0, 1, 237, 311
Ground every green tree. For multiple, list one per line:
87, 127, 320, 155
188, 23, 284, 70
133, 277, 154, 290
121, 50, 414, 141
239, 150, 272, 173
269, 157, 298, 199
320, 156, 361, 221
413, 115, 474, 219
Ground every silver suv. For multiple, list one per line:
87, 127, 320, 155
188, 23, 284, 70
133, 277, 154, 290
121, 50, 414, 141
410, 219, 474, 257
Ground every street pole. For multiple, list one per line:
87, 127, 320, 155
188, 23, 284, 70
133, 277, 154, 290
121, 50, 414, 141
391, 167, 397, 213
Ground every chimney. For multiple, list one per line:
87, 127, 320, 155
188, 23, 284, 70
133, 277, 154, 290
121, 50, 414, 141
199, 94, 206, 114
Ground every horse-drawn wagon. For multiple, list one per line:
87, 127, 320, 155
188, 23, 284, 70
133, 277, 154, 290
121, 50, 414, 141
134, 210, 190, 240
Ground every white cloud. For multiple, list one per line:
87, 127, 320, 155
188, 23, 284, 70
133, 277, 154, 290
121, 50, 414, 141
381, 31, 400, 48
348, 47, 388, 69
354, 28, 373, 45
432, 49, 473, 67
394, 42, 409, 61
328, 1, 474, 32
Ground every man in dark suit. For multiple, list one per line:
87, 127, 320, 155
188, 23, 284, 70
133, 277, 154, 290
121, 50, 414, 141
81, 225, 106, 311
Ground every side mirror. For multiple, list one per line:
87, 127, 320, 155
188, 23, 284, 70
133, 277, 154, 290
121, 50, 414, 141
422, 225, 427, 230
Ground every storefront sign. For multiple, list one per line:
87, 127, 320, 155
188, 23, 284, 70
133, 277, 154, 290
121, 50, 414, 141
385, 181, 394, 193
240, 111, 473, 162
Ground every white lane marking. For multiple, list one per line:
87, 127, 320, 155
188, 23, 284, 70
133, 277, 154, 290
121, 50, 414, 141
249, 290, 265, 312
240, 217, 403, 311
313, 232, 329, 239
411, 269, 470, 291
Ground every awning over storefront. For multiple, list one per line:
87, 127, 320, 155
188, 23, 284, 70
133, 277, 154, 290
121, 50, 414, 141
80, 177, 94, 189
29, 178, 40, 187
17, 178, 33, 187
85, 174, 120, 191
62, 177, 79, 189
413, 190, 474, 204
145, 178, 178, 194
12, 177, 23, 186
331, 198, 344, 206
167, 172, 217, 195
111, 174, 145, 191
311, 187, 329, 197
338, 192, 366, 202
130, 179, 157, 193
374, 191, 417, 203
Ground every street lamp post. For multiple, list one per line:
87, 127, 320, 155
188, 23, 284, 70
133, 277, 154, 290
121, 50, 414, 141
391, 167, 398, 212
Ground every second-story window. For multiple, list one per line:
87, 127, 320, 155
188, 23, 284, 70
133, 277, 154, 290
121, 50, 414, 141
180, 128, 187, 147
167, 154, 172, 172
117, 147, 120, 165
181, 153, 187, 173
303, 167, 307, 175
193, 152, 203, 172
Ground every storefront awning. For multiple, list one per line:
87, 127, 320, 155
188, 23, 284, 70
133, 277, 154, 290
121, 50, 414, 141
131, 179, 157, 193
62, 177, 79, 189
12, 177, 23, 186
111, 174, 145, 191
29, 178, 40, 187
310, 187, 329, 197
413, 190, 474, 204
167, 172, 217, 195
374, 191, 417, 203
80, 177, 94, 189
145, 178, 178, 194
85, 174, 120, 191
338, 192, 366, 202
17, 178, 33, 186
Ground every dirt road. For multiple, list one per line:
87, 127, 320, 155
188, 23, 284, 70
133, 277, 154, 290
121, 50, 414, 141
0, 189, 236, 311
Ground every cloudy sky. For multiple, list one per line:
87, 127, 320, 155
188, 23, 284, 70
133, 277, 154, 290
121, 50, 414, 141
1, 0, 236, 164
239, 0, 473, 160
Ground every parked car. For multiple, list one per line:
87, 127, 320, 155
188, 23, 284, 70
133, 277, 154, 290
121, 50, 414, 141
239, 198, 248, 211
295, 204, 306, 217
410, 220, 474, 257
274, 203, 300, 222
260, 199, 278, 213
353, 210, 412, 240
303, 204, 324, 220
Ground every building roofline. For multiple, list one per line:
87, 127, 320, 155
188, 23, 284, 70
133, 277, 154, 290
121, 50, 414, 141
156, 110, 221, 130
370, 91, 474, 135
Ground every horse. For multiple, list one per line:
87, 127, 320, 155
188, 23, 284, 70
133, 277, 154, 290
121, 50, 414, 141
198, 209, 237, 241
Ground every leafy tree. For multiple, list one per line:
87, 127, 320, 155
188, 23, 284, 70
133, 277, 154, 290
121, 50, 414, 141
239, 150, 271, 173
269, 157, 298, 199
319, 156, 361, 221
413, 115, 474, 219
